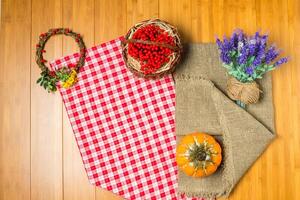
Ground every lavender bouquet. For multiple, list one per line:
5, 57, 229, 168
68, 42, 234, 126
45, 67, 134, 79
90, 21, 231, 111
216, 30, 288, 107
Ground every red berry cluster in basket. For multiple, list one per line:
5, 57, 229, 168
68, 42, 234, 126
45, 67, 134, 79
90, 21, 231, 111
128, 25, 175, 74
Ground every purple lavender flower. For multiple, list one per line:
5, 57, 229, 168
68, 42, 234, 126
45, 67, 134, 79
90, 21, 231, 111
216, 35, 235, 64
252, 36, 266, 67
216, 29, 289, 82
220, 52, 231, 64
222, 37, 234, 52
254, 33, 268, 55
248, 36, 257, 56
274, 57, 288, 67
216, 38, 222, 49
237, 29, 245, 43
260, 34, 268, 46
245, 66, 254, 75
238, 45, 249, 65
255, 32, 268, 45
230, 31, 239, 50
265, 46, 279, 64
252, 50, 264, 67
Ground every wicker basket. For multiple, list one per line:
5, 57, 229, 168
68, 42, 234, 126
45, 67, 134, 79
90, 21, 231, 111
121, 19, 182, 79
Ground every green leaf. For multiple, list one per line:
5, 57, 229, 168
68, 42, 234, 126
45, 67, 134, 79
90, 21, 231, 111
266, 65, 275, 71
223, 63, 232, 70
41, 71, 47, 76
36, 77, 42, 83
230, 50, 237, 57
247, 56, 255, 66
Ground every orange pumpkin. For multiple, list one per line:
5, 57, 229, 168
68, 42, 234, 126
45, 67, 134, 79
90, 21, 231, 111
176, 132, 222, 177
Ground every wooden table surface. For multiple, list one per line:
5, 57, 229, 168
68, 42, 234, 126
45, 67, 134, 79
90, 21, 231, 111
1, 0, 299, 200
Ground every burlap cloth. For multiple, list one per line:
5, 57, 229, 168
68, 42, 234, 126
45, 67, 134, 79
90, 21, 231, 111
174, 44, 276, 199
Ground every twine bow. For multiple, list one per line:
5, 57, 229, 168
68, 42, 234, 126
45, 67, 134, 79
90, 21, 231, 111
227, 77, 261, 105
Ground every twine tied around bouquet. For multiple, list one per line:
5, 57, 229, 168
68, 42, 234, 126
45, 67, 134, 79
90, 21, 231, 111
227, 77, 261, 105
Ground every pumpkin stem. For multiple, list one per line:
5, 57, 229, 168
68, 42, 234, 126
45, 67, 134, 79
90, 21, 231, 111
188, 140, 214, 171
189, 145, 207, 162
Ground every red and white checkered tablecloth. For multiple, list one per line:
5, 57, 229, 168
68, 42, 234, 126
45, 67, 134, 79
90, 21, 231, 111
50, 37, 200, 200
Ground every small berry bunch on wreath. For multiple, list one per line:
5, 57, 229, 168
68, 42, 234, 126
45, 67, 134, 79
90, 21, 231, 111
36, 28, 86, 92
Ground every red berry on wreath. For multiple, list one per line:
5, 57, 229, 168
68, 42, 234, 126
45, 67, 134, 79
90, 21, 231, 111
49, 71, 56, 77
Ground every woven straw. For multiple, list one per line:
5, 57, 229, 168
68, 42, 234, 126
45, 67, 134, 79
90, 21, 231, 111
227, 77, 261, 105
121, 19, 182, 79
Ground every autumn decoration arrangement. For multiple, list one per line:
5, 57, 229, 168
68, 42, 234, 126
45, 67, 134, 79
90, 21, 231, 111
216, 30, 288, 107
174, 42, 278, 198
35, 20, 289, 200
36, 28, 86, 92
121, 19, 182, 79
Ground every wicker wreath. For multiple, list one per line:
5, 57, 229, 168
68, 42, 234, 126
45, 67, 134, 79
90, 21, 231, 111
121, 19, 182, 79
36, 28, 86, 92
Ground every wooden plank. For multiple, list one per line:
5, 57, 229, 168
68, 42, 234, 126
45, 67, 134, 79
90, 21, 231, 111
0, 0, 31, 199
223, 0, 257, 35
126, 0, 159, 27
254, 1, 275, 199
191, 0, 224, 43
288, 0, 300, 176
94, 0, 126, 199
256, 0, 295, 200
31, 0, 63, 200
159, 0, 192, 42
219, 1, 260, 200
95, 0, 127, 43
61, 0, 96, 199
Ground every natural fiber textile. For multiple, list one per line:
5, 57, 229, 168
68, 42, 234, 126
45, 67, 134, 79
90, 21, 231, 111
174, 43, 276, 199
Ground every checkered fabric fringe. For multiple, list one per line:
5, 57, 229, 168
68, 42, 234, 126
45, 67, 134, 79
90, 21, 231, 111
50, 37, 200, 200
